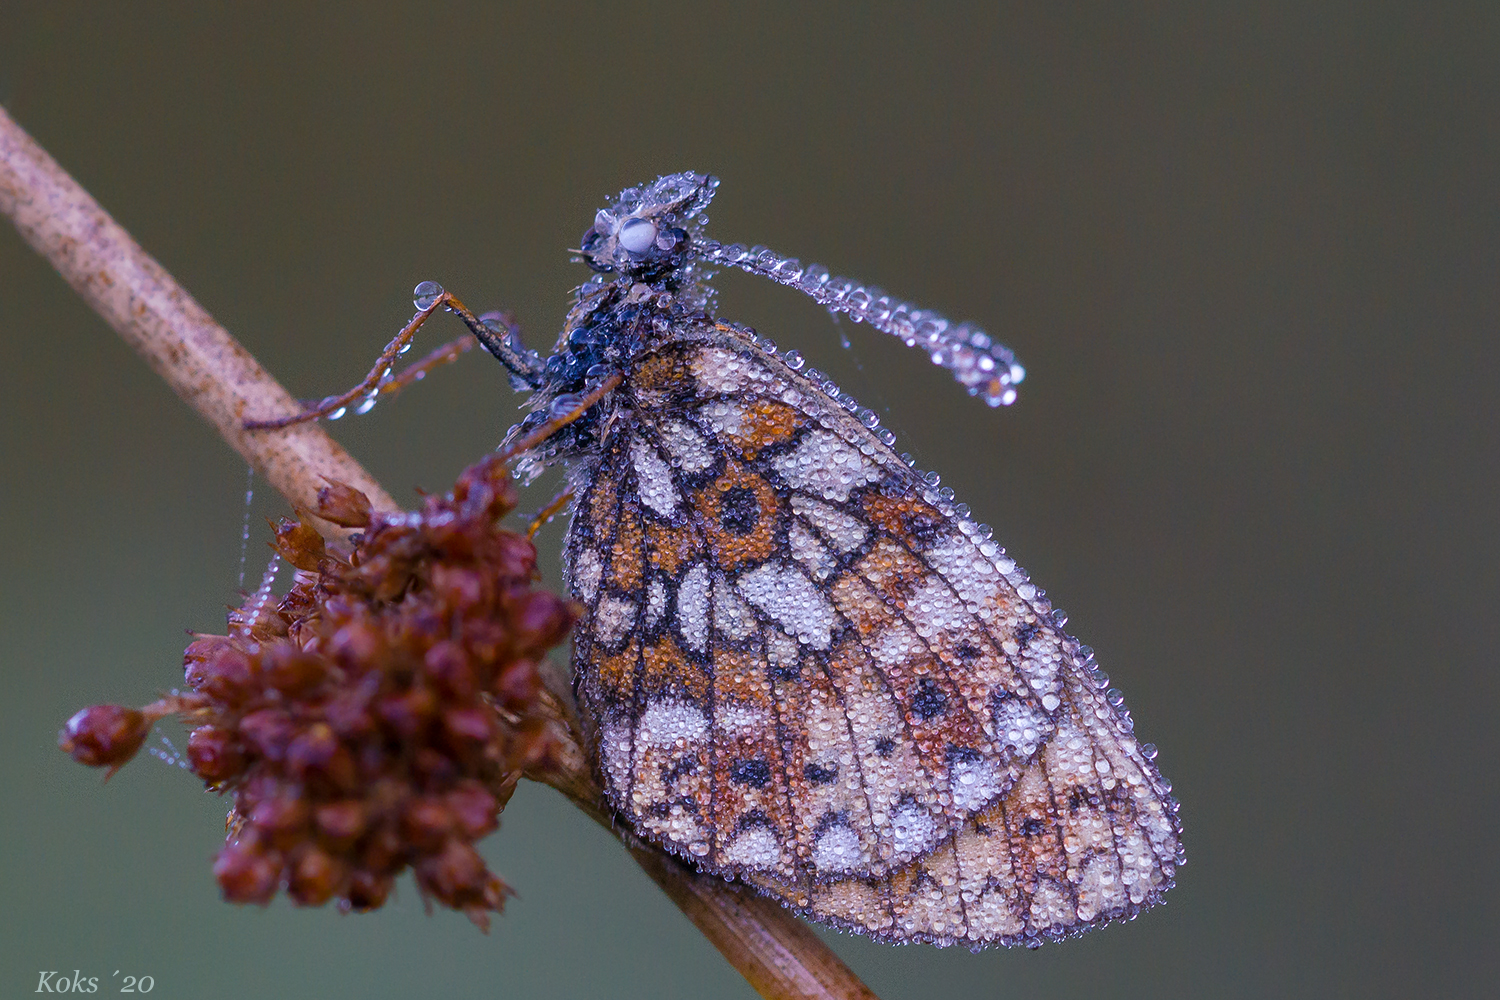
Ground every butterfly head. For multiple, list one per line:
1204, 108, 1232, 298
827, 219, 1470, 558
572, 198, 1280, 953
577, 172, 720, 282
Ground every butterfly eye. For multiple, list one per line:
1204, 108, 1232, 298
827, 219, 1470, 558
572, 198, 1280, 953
618, 218, 658, 255
579, 228, 614, 272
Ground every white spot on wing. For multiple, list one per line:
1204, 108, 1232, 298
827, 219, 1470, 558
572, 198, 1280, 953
692, 346, 763, 393
791, 496, 869, 554
716, 701, 772, 735
735, 562, 837, 650
771, 430, 883, 502
645, 577, 667, 629
572, 547, 602, 603
713, 573, 759, 640
1020, 650, 1062, 700
993, 697, 1055, 754
788, 521, 838, 581
812, 824, 863, 873
658, 419, 715, 472
698, 399, 744, 440
594, 597, 637, 645
906, 572, 968, 640
892, 800, 941, 857
926, 535, 1006, 609
949, 754, 1002, 812
765, 628, 800, 669
630, 435, 680, 517
722, 826, 783, 868
638, 699, 709, 749
869, 622, 920, 667
676, 562, 710, 653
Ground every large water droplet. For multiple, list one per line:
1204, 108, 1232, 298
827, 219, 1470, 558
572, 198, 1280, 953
413, 280, 444, 310
619, 218, 657, 254
550, 393, 585, 419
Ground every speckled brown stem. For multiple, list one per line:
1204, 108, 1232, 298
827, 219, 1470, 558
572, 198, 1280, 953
0, 105, 878, 1000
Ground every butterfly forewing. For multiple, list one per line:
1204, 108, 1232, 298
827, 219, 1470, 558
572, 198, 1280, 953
563, 321, 1179, 945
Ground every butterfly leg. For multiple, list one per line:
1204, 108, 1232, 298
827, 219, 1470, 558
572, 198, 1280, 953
498, 372, 624, 460
526, 485, 576, 540
244, 289, 544, 430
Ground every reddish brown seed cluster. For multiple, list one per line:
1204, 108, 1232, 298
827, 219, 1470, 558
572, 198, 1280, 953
60, 454, 575, 929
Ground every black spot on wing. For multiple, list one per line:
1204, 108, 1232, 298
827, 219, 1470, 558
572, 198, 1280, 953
730, 759, 772, 788
910, 678, 948, 720
804, 762, 838, 785
719, 485, 760, 534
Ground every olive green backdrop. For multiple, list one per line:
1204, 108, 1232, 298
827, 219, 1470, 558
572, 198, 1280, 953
2, 4, 1495, 998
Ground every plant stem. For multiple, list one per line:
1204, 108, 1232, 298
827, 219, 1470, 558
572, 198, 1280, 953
0, 104, 878, 1000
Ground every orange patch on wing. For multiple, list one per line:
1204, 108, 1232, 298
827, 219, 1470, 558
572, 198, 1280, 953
851, 538, 930, 605
712, 646, 775, 708
610, 502, 644, 590
595, 636, 640, 702
861, 493, 949, 551
588, 472, 618, 528
721, 400, 805, 459
642, 635, 709, 700
695, 462, 781, 571
645, 519, 703, 576
630, 350, 695, 404
1003, 765, 1069, 883
830, 573, 898, 637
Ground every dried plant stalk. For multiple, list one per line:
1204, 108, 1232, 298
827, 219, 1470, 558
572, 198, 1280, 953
0, 105, 877, 1000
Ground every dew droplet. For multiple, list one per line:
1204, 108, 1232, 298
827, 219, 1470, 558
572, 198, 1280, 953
550, 393, 585, 419
413, 280, 444, 310
619, 217, 657, 254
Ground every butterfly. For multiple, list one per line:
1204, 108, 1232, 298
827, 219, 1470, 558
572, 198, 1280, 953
275, 172, 1183, 948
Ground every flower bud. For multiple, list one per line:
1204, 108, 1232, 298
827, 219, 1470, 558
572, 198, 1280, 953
186, 726, 245, 783
59, 705, 151, 770
287, 846, 344, 906
316, 481, 373, 528
272, 517, 326, 571
214, 842, 282, 904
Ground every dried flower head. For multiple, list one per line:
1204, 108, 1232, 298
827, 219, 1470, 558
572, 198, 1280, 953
61, 454, 575, 929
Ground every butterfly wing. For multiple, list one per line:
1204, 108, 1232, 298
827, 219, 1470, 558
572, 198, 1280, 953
564, 324, 1181, 945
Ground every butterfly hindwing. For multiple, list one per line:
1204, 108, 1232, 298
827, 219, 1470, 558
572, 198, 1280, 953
565, 323, 1180, 942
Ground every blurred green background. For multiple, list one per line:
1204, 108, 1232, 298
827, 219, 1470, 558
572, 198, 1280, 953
2, 4, 1495, 998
